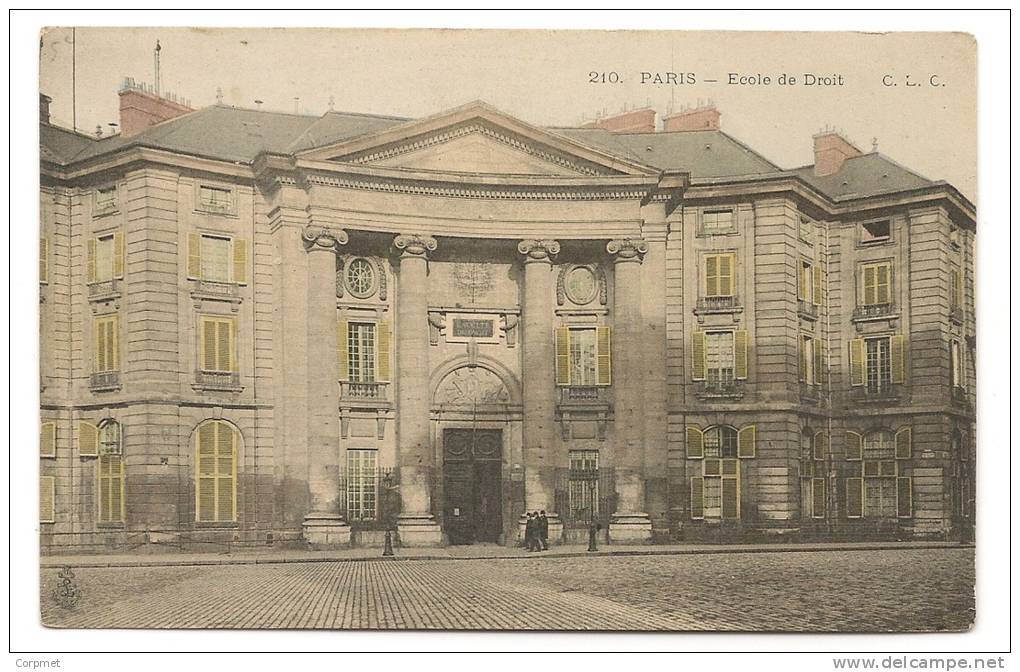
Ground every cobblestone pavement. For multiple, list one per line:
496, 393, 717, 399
40, 547, 974, 632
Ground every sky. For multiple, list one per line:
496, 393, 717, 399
39, 27, 976, 201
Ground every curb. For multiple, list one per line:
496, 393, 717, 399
40, 542, 973, 570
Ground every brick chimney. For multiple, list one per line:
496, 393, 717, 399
40, 93, 52, 124
582, 108, 656, 133
663, 104, 720, 132
118, 77, 193, 137
813, 130, 863, 177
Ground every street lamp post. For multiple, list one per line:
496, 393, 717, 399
587, 470, 598, 552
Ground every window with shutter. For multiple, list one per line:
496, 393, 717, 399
200, 235, 231, 283
813, 432, 828, 461
98, 453, 125, 523
690, 331, 706, 381
199, 316, 236, 373
596, 326, 612, 386
950, 268, 961, 310
40, 475, 56, 523
799, 260, 812, 301
800, 335, 814, 384
686, 426, 704, 459
813, 265, 824, 305
348, 322, 377, 383
376, 320, 392, 382
187, 232, 202, 279
113, 231, 124, 279
94, 234, 116, 283
811, 478, 826, 518
737, 425, 756, 458
895, 427, 912, 460
890, 335, 906, 384
721, 477, 739, 519
734, 330, 748, 380
690, 476, 704, 519
897, 476, 912, 518
704, 253, 735, 297
194, 420, 237, 523
846, 477, 864, 518
94, 315, 119, 373
814, 337, 825, 383
232, 238, 247, 285
861, 262, 893, 306
846, 431, 863, 461
555, 327, 571, 386
337, 320, 349, 380
849, 338, 865, 386
40, 421, 56, 458
568, 328, 597, 386
77, 420, 99, 457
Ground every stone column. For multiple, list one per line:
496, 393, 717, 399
607, 238, 653, 542
517, 239, 563, 543
301, 224, 351, 546
393, 234, 443, 546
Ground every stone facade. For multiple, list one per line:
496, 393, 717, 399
39, 99, 976, 553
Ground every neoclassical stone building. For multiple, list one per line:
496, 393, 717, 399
39, 86, 976, 552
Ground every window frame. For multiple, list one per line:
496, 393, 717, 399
864, 335, 893, 393
347, 320, 379, 383
703, 252, 736, 298
345, 448, 379, 521
699, 208, 736, 236
198, 314, 237, 374
194, 420, 239, 524
859, 218, 892, 246
93, 314, 120, 374
194, 182, 237, 216
96, 422, 125, 525
859, 261, 894, 307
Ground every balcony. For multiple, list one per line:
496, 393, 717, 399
849, 384, 902, 403
193, 370, 242, 392
88, 279, 121, 301
340, 381, 390, 408
695, 377, 745, 400
559, 386, 609, 407
797, 300, 818, 320
695, 295, 740, 313
190, 279, 241, 306
852, 303, 897, 321
89, 370, 121, 392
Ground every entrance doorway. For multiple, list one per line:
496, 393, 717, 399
443, 428, 503, 544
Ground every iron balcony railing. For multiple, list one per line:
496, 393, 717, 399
87, 279, 120, 299
195, 370, 241, 390
559, 386, 608, 405
340, 381, 389, 402
191, 279, 239, 298
89, 370, 120, 391
798, 299, 818, 318
696, 374, 745, 399
852, 303, 896, 320
696, 295, 740, 311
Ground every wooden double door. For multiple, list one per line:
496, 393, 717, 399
443, 429, 503, 545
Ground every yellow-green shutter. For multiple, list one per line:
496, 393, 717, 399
897, 476, 912, 518
78, 420, 98, 457
337, 320, 349, 381
40, 476, 55, 523
113, 230, 124, 279
734, 330, 748, 380
40, 237, 48, 283
720, 253, 735, 296
849, 338, 865, 386
877, 265, 891, 304
705, 255, 718, 296
201, 318, 215, 370
187, 232, 202, 279
98, 454, 125, 523
895, 427, 912, 460
376, 320, 391, 382
227, 319, 238, 373
813, 265, 824, 305
232, 238, 247, 285
811, 478, 826, 518
109, 316, 119, 371
555, 327, 570, 386
799, 337, 808, 382
217, 422, 236, 522
737, 424, 756, 458
846, 477, 864, 518
891, 335, 906, 383
950, 269, 960, 309
846, 431, 863, 461
690, 476, 704, 519
40, 421, 56, 457
196, 423, 216, 522
691, 331, 706, 381
814, 338, 824, 383
721, 477, 739, 519
799, 263, 809, 300
813, 431, 828, 461
86, 237, 97, 283
596, 326, 612, 386
862, 265, 875, 305
686, 426, 704, 459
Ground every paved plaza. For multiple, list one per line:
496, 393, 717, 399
41, 547, 974, 632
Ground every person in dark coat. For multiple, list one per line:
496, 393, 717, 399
538, 510, 549, 551
523, 512, 536, 551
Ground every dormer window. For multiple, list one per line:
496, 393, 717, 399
860, 219, 891, 245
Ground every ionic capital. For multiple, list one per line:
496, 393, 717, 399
301, 225, 348, 253
517, 239, 561, 264
393, 233, 438, 258
606, 238, 648, 263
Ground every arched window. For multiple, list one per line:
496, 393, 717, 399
704, 425, 738, 458
195, 420, 238, 523
97, 419, 124, 524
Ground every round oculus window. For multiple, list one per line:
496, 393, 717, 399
344, 258, 376, 298
565, 266, 597, 305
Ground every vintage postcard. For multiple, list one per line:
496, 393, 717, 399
37, 26, 975, 632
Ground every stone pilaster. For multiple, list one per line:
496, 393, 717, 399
301, 224, 351, 546
393, 233, 443, 546
517, 239, 563, 543
607, 237, 653, 542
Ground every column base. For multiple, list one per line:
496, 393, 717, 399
609, 513, 653, 543
517, 514, 563, 546
302, 513, 352, 548
397, 515, 443, 547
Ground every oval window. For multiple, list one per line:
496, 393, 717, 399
344, 258, 376, 298
565, 266, 597, 305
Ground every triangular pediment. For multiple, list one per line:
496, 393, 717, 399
297, 101, 658, 177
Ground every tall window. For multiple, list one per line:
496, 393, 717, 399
346, 449, 378, 521
187, 233, 247, 284
861, 262, 892, 306
97, 421, 124, 524
94, 315, 120, 373
568, 450, 600, 521
195, 421, 238, 523
862, 432, 897, 518
950, 267, 962, 311
87, 230, 124, 285
704, 253, 735, 297
555, 326, 611, 386
800, 430, 826, 519
701, 209, 734, 235
200, 316, 237, 373
951, 340, 963, 388
348, 322, 377, 382
701, 426, 739, 520
865, 337, 892, 392
800, 334, 816, 385
799, 260, 813, 302
705, 331, 735, 385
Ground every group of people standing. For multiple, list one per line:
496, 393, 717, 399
523, 511, 549, 551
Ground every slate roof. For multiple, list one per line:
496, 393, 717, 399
41, 104, 936, 201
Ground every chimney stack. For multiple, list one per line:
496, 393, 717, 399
663, 102, 721, 132
812, 128, 863, 177
581, 107, 656, 133
118, 77, 193, 137
39, 93, 52, 124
